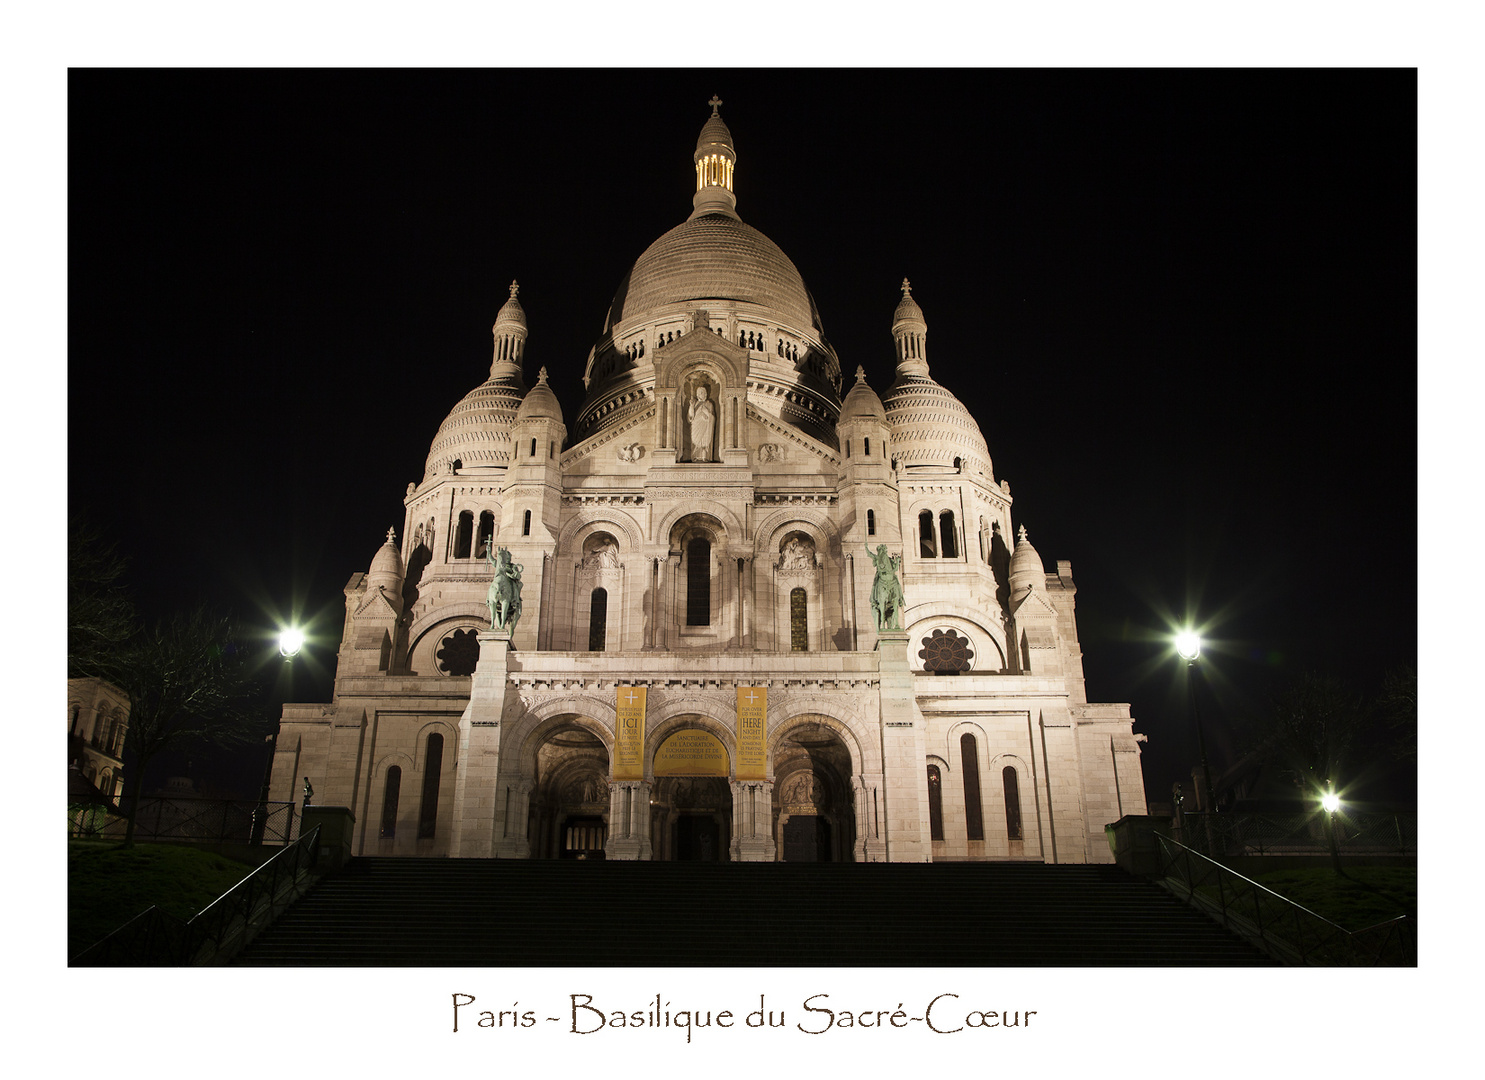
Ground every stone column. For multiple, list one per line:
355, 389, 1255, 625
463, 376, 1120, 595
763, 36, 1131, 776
606, 780, 653, 860
876, 630, 931, 862
493, 779, 534, 858
450, 629, 510, 857
730, 780, 776, 861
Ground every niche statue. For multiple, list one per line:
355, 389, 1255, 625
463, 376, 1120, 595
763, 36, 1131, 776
485, 545, 524, 633
688, 384, 716, 462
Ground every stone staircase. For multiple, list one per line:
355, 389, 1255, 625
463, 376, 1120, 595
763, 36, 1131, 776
233, 858, 1275, 966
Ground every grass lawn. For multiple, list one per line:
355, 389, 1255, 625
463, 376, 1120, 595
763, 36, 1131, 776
1250, 865, 1416, 930
68, 841, 272, 960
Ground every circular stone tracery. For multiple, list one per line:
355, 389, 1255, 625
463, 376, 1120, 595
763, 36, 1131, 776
436, 628, 481, 676
919, 628, 974, 673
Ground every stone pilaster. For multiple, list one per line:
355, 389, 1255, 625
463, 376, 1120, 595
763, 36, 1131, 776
450, 630, 510, 857
730, 780, 776, 861
876, 630, 931, 861
494, 779, 533, 859
605, 780, 653, 860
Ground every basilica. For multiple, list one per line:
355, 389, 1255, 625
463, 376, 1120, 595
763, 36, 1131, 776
268, 99, 1149, 863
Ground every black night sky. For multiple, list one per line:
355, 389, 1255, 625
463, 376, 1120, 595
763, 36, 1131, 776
68, 69, 1416, 806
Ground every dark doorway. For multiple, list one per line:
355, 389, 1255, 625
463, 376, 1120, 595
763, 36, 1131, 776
675, 814, 722, 861
782, 814, 832, 862
561, 816, 607, 860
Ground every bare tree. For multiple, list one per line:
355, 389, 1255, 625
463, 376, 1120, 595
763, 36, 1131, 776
111, 609, 265, 846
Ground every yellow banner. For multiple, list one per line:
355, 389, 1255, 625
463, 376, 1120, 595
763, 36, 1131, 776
614, 686, 646, 780
654, 729, 730, 777
736, 686, 767, 780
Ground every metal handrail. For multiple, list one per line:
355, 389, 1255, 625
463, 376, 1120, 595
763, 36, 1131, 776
1153, 832, 1414, 966
71, 824, 322, 966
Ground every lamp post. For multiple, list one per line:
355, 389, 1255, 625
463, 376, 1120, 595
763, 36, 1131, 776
1321, 779, 1342, 873
1175, 631, 1218, 821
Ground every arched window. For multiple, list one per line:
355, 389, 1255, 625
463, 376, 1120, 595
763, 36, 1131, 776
522, 509, 532, 536
919, 510, 937, 558
686, 537, 711, 625
961, 733, 984, 841
845, 440, 851, 458
864, 436, 871, 456
105, 716, 121, 756
69, 705, 80, 734
940, 511, 958, 558
927, 765, 945, 841
530, 437, 537, 458
589, 588, 608, 651
866, 509, 876, 536
1003, 766, 1023, 840
98, 770, 112, 797
454, 511, 473, 559
476, 511, 495, 558
380, 766, 401, 839
790, 587, 808, 651
418, 734, 444, 839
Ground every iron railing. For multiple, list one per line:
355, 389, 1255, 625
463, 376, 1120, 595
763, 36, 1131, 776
1175, 810, 1415, 858
68, 796, 299, 846
71, 824, 322, 966
1154, 832, 1415, 966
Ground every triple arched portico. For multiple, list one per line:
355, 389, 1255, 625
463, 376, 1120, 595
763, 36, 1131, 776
498, 688, 878, 862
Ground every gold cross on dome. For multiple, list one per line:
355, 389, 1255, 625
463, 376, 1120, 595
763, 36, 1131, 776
709, 95, 723, 116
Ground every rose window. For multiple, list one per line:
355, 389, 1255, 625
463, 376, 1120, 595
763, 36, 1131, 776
919, 628, 974, 673
437, 628, 481, 676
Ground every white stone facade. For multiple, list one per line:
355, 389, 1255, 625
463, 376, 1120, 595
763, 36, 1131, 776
269, 101, 1148, 863
68, 677, 129, 803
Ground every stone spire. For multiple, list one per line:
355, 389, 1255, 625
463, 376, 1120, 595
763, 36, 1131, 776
491, 280, 527, 378
691, 95, 739, 220
892, 278, 929, 376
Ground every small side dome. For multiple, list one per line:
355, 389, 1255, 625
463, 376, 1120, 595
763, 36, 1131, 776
515, 366, 564, 423
369, 528, 405, 579
839, 365, 887, 423
1008, 525, 1047, 597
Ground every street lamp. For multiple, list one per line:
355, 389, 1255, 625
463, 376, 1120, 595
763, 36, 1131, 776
1322, 779, 1342, 872
278, 627, 305, 659
1176, 630, 1217, 819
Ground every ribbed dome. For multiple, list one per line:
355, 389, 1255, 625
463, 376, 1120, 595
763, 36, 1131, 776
423, 370, 527, 479
606, 214, 821, 333
494, 281, 526, 329
840, 366, 887, 422
892, 284, 926, 333
515, 367, 563, 422
882, 372, 993, 476
696, 113, 734, 156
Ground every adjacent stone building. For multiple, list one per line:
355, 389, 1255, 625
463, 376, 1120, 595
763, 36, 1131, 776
68, 677, 130, 804
268, 99, 1149, 863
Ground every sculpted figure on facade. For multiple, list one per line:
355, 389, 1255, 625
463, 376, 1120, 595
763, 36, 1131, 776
616, 442, 644, 463
581, 536, 622, 571
485, 544, 524, 633
779, 535, 816, 572
867, 543, 906, 631
688, 385, 715, 462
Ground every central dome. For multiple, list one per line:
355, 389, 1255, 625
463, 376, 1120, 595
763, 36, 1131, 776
604, 213, 822, 334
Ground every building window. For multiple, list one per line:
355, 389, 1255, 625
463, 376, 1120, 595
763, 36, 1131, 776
919, 628, 974, 674
70, 705, 81, 734
476, 511, 495, 558
864, 436, 871, 456
105, 716, 121, 756
686, 537, 711, 626
866, 509, 876, 536
381, 766, 401, 839
961, 733, 984, 841
589, 588, 608, 651
436, 628, 480, 676
940, 511, 958, 558
418, 734, 444, 839
919, 510, 936, 558
927, 765, 944, 841
790, 587, 808, 651
522, 509, 531, 536
530, 437, 537, 458
1003, 766, 1023, 840
454, 511, 473, 559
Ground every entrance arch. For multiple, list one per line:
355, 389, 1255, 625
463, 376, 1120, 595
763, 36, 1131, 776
529, 721, 610, 859
648, 724, 732, 861
772, 720, 855, 862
